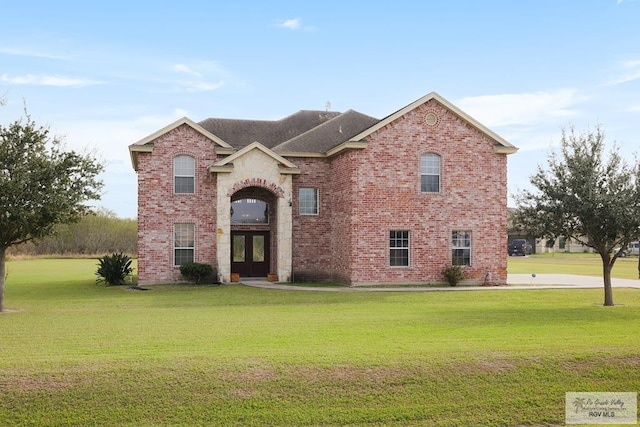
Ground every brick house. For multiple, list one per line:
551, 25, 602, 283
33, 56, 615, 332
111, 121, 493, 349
129, 92, 517, 285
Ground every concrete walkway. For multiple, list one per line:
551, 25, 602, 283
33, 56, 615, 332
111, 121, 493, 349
240, 274, 640, 292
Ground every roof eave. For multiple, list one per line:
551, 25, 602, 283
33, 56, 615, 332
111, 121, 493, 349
278, 166, 301, 175
128, 144, 154, 171
494, 146, 519, 155
326, 141, 368, 157
208, 165, 234, 173
273, 151, 326, 158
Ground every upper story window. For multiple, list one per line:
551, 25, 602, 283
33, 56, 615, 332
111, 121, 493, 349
174, 155, 195, 194
420, 153, 440, 193
299, 188, 319, 215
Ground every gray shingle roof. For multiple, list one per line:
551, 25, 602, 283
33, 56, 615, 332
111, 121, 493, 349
198, 109, 379, 153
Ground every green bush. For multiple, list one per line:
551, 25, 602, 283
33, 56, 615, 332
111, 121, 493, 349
441, 265, 465, 286
96, 253, 133, 286
179, 262, 215, 284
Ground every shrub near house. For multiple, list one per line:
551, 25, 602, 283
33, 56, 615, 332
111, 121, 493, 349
129, 92, 517, 286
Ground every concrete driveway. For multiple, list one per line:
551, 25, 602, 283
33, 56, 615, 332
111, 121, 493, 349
507, 274, 640, 289
241, 274, 640, 292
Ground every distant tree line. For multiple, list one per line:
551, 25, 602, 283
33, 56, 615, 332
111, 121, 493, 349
8, 209, 137, 257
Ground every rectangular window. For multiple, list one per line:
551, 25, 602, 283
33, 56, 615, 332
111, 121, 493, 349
421, 153, 440, 193
390, 230, 409, 266
174, 223, 195, 265
299, 188, 319, 215
452, 231, 471, 266
174, 155, 195, 194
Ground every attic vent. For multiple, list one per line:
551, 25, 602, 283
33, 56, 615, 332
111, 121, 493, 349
425, 112, 438, 126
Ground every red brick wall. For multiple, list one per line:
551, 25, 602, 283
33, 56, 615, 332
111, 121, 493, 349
291, 157, 336, 282
341, 99, 507, 284
136, 125, 218, 284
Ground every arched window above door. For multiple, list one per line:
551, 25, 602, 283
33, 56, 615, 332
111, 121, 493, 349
231, 199, 269, 224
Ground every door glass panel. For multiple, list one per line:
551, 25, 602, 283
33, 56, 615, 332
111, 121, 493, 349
253, 235, 265, 262
233, 235, 245, 262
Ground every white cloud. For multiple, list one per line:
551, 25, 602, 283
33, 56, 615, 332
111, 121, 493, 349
276, 18, 314, 31
456, 89, 586, 127
604, 60, 640, 86
0, 47, 70, 60
279, 18, 301, 30
171, 62, 226, 93
173, 63, 202, 77
1, 73, 101, 87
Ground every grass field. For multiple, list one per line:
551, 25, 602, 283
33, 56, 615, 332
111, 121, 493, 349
1, 257, 639, 426
509, 252, 640, 279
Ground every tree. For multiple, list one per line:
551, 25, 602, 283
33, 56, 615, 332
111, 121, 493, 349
0, 115, 104, 311
514, 126, 640, 306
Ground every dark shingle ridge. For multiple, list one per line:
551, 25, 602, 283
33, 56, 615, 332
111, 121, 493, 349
198, 110, 343, 149
272, 110, 380, 153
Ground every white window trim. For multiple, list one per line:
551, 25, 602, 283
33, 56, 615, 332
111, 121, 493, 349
174, 223, 195, 266
420, 153, 441, 193
299, 187, 319, 216
452, 230, 472, 267
389, 230, 410, 267
174, 155, 195, 194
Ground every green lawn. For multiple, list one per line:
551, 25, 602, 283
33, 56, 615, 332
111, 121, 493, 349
508, 252, 640, 279
1, 258, 639, 426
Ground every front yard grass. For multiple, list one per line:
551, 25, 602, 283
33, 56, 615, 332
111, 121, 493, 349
1, 258, 639, 426
508, 252, 640, 279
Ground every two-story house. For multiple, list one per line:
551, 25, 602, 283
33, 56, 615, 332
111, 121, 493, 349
129, 92, 517, 285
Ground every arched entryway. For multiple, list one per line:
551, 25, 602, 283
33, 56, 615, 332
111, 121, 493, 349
230, 187, 277, 278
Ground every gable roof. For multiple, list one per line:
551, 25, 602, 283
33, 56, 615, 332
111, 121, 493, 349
128, 117, 233, 170
271, 110, 379, 154
129, 92, 517, 171
198, 110, 344, 149
349, 92, 518, 154
212, 141, 297, 168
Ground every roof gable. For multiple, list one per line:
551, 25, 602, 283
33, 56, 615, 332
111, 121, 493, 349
348, 92, 517, 154
129, 117, 233, 170
209, 141, 299, 174
131, 116, 233, 149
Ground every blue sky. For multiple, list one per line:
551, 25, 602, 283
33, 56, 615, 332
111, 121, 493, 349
1, 0, 639, 218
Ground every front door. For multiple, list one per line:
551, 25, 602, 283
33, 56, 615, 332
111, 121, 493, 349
231, 231, 270, 277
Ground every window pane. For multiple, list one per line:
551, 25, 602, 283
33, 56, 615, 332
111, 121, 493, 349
452, 231, 471, 266
421, 154, 440, 193
174, 224, 194, 247
253, 235, 265, 262
389, 230, 409, 266
231, 199, 269, 224
421, 175, 440, 192
299, 188, 318, 215
174, 249, 194, 265
421, 154, 440, 174
175, 176, 194, 194
174, 155, 195, 194
233, 235, 245, 262
174, 224, 194, 265
174, 155, 194, 175
390, 249, 409, 266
